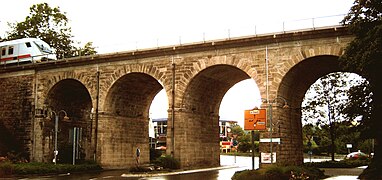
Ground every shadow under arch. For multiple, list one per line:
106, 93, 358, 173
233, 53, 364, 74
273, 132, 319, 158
44, 78, 93, 164
171, 64, 251, 168
99, 72, 163, 168
271, 55, 343, 165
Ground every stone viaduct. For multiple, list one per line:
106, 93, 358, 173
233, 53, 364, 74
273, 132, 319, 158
0, 26, 353, 168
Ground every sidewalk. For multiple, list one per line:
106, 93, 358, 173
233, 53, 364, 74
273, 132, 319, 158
322, 166, 366, 180
324, 176, 359, 180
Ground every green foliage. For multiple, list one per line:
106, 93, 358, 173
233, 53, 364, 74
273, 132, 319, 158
231, 124, 245, 136
129, 166, 151, 173
0, 161, 14, 177
5, 3, 96, 58
303, 71, 367, 160
340, 2, 382, 178
153, 155, 180, 170
228, 125, 260, 153
232, 165, 325, 180
302, 72, 360, 126
340, 0, 382, 141
150, 148, 163, 162
77, 42, 97, 56
4, 151, 28, 163
237, 141, 258, 153
302, 122, 374, 155
302, 72, 364, 160
0, 161, 101, 177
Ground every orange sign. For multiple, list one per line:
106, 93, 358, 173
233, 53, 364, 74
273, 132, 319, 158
244, 108, 267, 130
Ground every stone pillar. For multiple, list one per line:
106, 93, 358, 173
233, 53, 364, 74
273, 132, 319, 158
31, 114, 44, 162
259, 106, 303, 167
97, 113, 149, 168
31, 111, 54, 163
167, 109, 220, 168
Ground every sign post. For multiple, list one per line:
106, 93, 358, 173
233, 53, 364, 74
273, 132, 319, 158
244, 108, 267, 170
346, 144, 352, 154
251, 130, 254, 170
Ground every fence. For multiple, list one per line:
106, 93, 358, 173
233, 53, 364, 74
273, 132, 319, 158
97, 14, 346, 54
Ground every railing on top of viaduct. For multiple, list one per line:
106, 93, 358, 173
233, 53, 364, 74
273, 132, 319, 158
0, 14, 351, 72
97, 14, 347, 53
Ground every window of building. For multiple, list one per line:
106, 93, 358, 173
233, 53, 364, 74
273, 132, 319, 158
157, 121, 167, 134
8, 46, 14, 55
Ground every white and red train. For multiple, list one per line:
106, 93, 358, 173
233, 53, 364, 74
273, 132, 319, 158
0, 38, 56, 65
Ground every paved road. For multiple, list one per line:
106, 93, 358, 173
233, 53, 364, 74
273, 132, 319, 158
15, 155, 364, 180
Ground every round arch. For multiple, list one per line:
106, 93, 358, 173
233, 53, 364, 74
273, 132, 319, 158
98, 72, 163, 168
44, 78, 93, 163
103, 72, 163, 117
270, 55, 343, 165
172, 64, 252, 167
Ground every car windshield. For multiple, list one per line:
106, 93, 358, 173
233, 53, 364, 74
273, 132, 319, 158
34, 40, 53, 53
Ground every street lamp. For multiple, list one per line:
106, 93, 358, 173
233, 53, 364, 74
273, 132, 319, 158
262, 97, 289, 164
46, 110, 69, 165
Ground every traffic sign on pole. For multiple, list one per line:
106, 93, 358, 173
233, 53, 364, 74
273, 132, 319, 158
244, 108, 267, 131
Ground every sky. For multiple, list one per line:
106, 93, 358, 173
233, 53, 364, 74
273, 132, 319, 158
0, 0, 355, 127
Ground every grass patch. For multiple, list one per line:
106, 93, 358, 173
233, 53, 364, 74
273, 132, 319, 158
0, 161, 102, 178
232, 165, 325, 180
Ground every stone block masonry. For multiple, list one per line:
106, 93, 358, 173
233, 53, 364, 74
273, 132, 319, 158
0, 26, 354, 169
0, 74, 35, 159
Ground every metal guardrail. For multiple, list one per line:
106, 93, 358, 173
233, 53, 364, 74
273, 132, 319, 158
97, 14, 346, 53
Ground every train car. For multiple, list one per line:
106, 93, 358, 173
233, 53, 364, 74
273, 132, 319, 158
0, 38, 56, 65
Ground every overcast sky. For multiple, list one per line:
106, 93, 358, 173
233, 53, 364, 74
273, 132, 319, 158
0, 0, 354, 127
1, 0, 353, 53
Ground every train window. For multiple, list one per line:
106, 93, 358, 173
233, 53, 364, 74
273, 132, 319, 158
25, 42, 32, 48
8, 46, 14, 55
1, 48, 5, 56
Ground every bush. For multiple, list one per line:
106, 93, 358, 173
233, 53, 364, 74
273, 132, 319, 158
237, 142, 258, 153
5, 151, 28, 163
0, 161, 102, 176
153, 155, 180, 170
150, 148, 162, 162
129, 166, 150, 173
0, 161, 14, 177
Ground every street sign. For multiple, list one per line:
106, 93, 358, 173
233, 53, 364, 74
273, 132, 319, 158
244, 108, 267, 130
261, 152, 276, 163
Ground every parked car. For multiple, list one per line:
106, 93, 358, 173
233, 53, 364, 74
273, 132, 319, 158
345, 151, 369, 160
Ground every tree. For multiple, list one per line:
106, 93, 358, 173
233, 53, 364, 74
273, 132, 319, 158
78, 42, 97, 56
231, 124, 245, 137
5, 3, 96, 58
340, 0, 382, 178
302, 72, 362, 161
229, 125, 260, 153
302, 124, 316, 147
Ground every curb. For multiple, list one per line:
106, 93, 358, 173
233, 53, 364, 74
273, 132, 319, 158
121, 165, 239, 178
